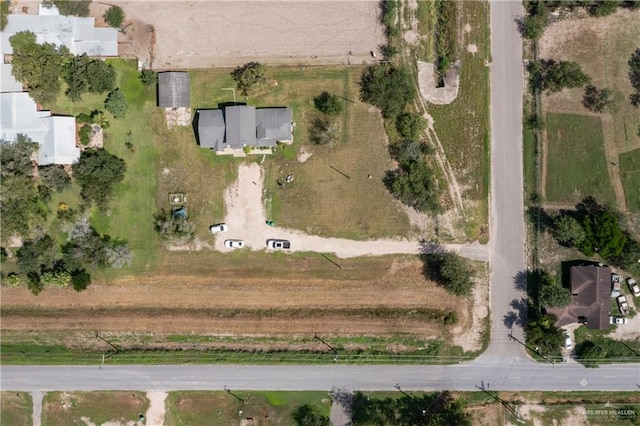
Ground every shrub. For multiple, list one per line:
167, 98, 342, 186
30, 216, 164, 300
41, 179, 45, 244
104, 5, 124, 27
422, 252, 475, 297
309, 115, 338, 146
104, 88, 129, 119
359, 64, 415, 118
231, 62, 267, 96
582, 85, 621, 113
71, 269, 91, 291
313, 91, 344, 115
139, 69, 158, 86
79, 124, 92, 145
395, 112, 427, 140
72, 148, 126, 207
154, 210, 196, 242
588, 0, 620, 16
384, 158, 439, 213
53, 0, 91, 17
40, 165, 72, 193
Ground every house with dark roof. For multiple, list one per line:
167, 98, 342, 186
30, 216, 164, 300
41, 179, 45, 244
195, 105, 293, 155
158, 72, 190, 108
549, 265, 612, 330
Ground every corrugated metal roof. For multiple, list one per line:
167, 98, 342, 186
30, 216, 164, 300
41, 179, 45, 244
0, 64, 23, 93
158, 72, 191, 108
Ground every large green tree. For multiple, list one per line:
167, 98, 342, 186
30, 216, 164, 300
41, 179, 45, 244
231, 62, 267, 96
313, 91, 344, 115
350, 391, 471, 426
104, 88, 129, 119
64, 54, 116, 101
422, 252, 475, 297
16, 235, 59, 294
0, 135, 45, 239
384, 157, 439, 213
104, 5, 124, 27
396, 112, 427, 140
582, 85, 621, 113
538, 273, 571, 308
580, 210, 626, 258
9, 31, 68, 104
72, 149, 126, 206
359, 64, 415, 118
553, 215, 585, 247
528, 59, 591, 94
52, 0, 91, 17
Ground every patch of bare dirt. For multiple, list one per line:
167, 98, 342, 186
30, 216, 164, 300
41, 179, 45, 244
452, 265, 489, 352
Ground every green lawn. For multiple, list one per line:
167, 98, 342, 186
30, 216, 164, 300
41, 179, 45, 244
523, 126, 537, 203
164, 391, 330, 426
545, 113, 615, 205
45, 59, 161, 273
0, 392, 32, 426
619, 148, 640, 212
42, 391, 149, 426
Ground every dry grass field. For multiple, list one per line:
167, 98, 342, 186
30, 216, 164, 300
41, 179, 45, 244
539, 8, 640, 213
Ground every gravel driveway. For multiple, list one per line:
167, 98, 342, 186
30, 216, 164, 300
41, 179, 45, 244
215, 163, 489, 261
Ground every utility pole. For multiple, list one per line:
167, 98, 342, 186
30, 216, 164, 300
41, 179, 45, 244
475, 383, 521, 421
394, 384, 426, 417
314, 334, 339, 361
508, 332, 555, 366
224, 386, 246, 414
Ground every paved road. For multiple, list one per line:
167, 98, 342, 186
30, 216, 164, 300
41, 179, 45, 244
482, 0, 527, 360
2, 362, 639, 392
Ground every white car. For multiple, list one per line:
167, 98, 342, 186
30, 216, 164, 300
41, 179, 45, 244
617, 295, 630, 315
609, 316, 628, 325
564, 336, 573, 349
267, 239, 291, 250
224, 239, 244, 249
209, 223, 228, 234
627, 278, 640, 297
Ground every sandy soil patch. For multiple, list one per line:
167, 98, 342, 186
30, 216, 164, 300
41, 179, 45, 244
144, 392, 167, 426
296, 147, 313, 163
216, 163, 489, 260
452, 266, 489, 352
110, 0, 385, 69
467, 43, 478, 54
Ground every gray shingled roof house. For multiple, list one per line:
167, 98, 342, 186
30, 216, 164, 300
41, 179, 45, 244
549, 265, 612, 330
196, 105, 292, 154
158, 72, 190, 108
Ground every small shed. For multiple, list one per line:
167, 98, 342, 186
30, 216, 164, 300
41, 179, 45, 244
158, 72, 190, 108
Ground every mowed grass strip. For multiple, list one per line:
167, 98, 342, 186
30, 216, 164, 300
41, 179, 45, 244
165, 391, 330, 426
42, 391, 149, 426
619, 148, 640, 212
545, 113, 615, 204
0, 392, 32, 426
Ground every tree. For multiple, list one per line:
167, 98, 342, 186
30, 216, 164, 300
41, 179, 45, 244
139, 69, 158, 86
528, 59, 591, 94
9, 31, 68, 104
70, 269, 91, 291
64, 54, 116, 101
313, 91, 344, 115
104, 88, 129, 119
231, 62, 267, 96
576, 340, 606, 368
538, 273, 570, 308
0, 135, 44, 239
422, 252, 475, 297
16, 235, 60, 294
582, 85, 621, 113
104, 5, 124, 27
384, 159, 439, 213
72, 149, 126, 206
628, 48, 640, 107
52, 0, 91, 17
39, 165, 71, 193
359, 64, 415, 118
79, 124, 92, 145
521, 1, 548, 40
309, 115, 339, 146
154, 210, 196, 242
553, 215, 585, 247
105, 240, 133, 268
292, 404, 330, 426
588, 0, 620, 16
1, 0, 10, 31
396, 112, 427, 140
350, 391, 471, 426
579, 210, 626, 258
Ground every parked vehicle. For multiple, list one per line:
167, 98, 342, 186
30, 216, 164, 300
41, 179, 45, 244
267, 239, 291, 250
617, 295, 630, 315
564, 336, 573, 349
209, 223, 228, 234
224, 239, 244, 249
627, 278, 640, 297
609, 316, 628, 325
611, 281, 621, 298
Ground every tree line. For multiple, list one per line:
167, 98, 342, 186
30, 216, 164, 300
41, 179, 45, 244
1, 135, 129, 294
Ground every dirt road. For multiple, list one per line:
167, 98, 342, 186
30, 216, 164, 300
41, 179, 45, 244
215, 163, 489, 261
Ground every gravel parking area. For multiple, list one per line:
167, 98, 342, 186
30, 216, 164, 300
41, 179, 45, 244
116, 0, 385, 69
